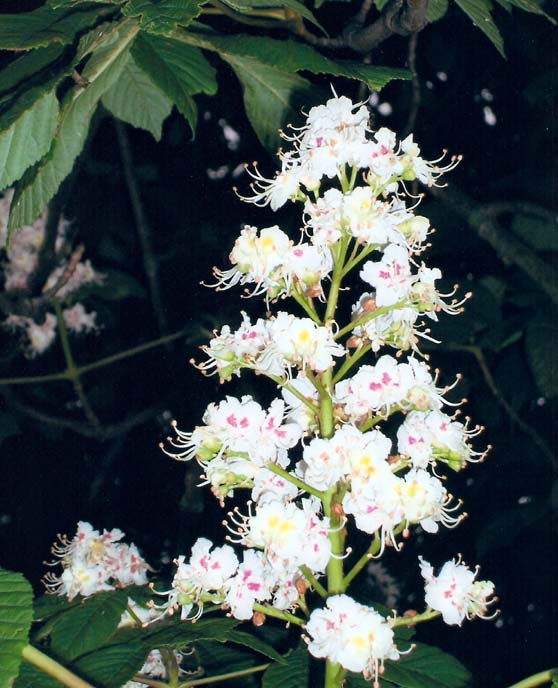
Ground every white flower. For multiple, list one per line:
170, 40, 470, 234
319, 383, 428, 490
360, 244, 414, 307
306, 594, 399, 682
43, 522, 150, 600
419, 556, 497, 625
224, 549, 273, 620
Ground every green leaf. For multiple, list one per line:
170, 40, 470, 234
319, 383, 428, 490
526, 311, 558, 398
227, 629, 286, 663
454, 0, 505, 57
0, 568, 34, 688
123, 0, 205, 33
0, 4, 115, 50
182, 33, 411, 91
33, 593, 82, 622
13, 663, 64, 688
426, 0, 449, 22
510, 213, 558, 252
71, 642, 147, 688
262, 645, 309, 687
50, 590, 129, 661
345, 643, 472, 688
141, 617, 241, 648
223, 55, 312, 150
7, 21, 137, 234
131, 33, 217, 131
0, 91, 59, 192
383, 643, 471, 688
102, 54, 172, 140
507, 0, 556, 22
219, 0, 326, 33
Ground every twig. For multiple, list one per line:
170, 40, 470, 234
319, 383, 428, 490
53, 298, 100, 426
429, 186, 558, 305
0, 329, 187, 386
451, 344, 557, 473
403, 32, 421, 136
41, 245, 84, 301
115, 120, 168, 337
293, 0, 428, 54
3, 389, 161, 440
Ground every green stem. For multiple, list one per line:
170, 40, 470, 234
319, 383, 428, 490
292, 286, 322, 323
324, 660, 346, 688
506, 670, 558, 688
265, 462, 325, 500
300, 565, 328, 598
179, 663, 270, 687
335, 300, 408, 340
359, 414, 385, 432
341, 243, 378, 277
22, 645, 93, 688
332, 344, 371, 385
391, 608, 441, 628
126, 604, 144, 626
266, 374, 319, 416
252, 603, 305, 626
323, 489, 345, 594
343, 535, 381, 588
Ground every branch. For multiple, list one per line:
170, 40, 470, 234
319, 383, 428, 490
429, 186, 558, 305
3, 389, 162, 440
295, 0, 429, 54
403, 32, 421, 136
450, 345, 557, 474
114, 120, 168, 336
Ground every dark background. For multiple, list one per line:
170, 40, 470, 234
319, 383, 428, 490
0, 4, 556, 686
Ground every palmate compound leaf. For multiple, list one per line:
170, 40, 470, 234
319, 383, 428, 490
0, 3, 115, 50
0, 568, 34, 688
454, 0, 505, 57
262, 643, 310, 687
131, 32, 217, 133
346, 643, 472, 688
173, 31, 409, 149
102, 54, 173, 140
182, 33, 411, 92
49, 589, 130, 662
0, 91, 59, 192
7, 20, 139, 235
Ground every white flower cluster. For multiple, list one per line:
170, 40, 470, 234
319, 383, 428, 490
159, 94, 495, 686
305, 595, 399, 682
43, 521, 150, 600
0, 190, 103, 357
195, 310, 344, 381
162, 395, 303, 499
211, 225, 332, 301
419, 557, 497, 626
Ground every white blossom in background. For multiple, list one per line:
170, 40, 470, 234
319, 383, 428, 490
124, 650, 186, 688
0, 190, 103, 356
43, 521, 150, 600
